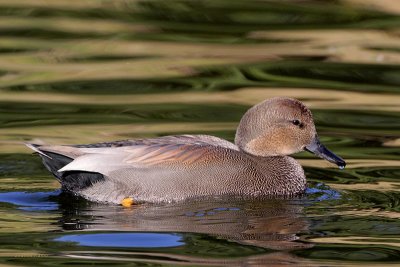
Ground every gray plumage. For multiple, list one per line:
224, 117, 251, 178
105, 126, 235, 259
26, 97, 345, 204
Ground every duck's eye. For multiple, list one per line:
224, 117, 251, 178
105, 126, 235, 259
292, 119, 301, 126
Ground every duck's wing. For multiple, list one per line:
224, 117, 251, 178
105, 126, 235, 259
31, 135, 239, 177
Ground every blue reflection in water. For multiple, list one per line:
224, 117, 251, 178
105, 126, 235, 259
0, 191, 60, 211
55, 233, 184, 248
306, 183, 341, 201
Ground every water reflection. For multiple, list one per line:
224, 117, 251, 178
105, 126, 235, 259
0, 191, 59, 211
55, 193, 312, 251
1, 188, 399, 265
0, 190, 317, 265
55, 233, 184, 248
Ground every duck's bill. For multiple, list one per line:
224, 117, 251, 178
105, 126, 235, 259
305, 137, 346, 169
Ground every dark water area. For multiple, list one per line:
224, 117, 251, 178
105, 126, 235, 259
0, 0, 400, 266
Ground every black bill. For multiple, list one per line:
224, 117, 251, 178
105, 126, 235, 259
305, 136, 346, 169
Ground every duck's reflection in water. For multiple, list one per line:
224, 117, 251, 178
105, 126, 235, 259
57, 194, 314, 265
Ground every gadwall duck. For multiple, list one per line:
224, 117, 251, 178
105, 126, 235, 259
26, 97, 345, 205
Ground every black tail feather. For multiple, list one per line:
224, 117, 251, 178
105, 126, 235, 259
39, 151, 72, 180
35, 151, 105, 192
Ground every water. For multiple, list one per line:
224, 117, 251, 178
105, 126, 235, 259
0, 0, 400, 265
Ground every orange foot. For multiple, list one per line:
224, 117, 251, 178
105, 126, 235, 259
121, 197, 134, 207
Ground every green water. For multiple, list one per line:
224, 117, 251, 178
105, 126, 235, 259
0, 0, 400, 266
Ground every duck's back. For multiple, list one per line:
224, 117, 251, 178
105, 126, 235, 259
29, 135, 306, 203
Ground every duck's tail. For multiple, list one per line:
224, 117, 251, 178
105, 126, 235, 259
25, 143, 73, 180
26, 143, 105, 192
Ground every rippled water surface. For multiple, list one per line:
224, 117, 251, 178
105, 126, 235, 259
1, 0, 400, 266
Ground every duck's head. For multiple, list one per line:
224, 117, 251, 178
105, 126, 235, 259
235, 97, 345, 168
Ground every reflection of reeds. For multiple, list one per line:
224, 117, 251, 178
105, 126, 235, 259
0, 209, 58, 233
329, 181, 400, 192
345, 0, 400, 15
300, 159, 400, 169
0, 0, 399, 90
310, 236, 400, 247
2, 88, 399, 111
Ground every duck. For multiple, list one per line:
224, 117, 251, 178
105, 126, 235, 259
26, 97, 345, 205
